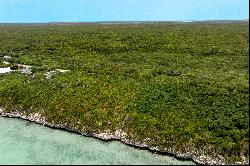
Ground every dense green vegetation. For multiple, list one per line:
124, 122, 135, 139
0, 22, 248, 163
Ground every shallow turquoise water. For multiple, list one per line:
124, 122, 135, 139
0, 117, 195, 165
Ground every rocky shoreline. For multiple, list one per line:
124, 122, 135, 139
0, 108, 248, 165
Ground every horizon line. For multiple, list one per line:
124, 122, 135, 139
0, 19, 248, 24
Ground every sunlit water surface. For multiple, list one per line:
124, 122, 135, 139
0, 117, 195, 165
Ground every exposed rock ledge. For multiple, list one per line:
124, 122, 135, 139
0, 108, 248, 165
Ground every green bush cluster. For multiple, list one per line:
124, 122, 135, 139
0, 22, 248, 163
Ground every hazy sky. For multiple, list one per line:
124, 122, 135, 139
0, 0, 248, 23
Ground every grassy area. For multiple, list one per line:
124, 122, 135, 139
0, 22, 248, 163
